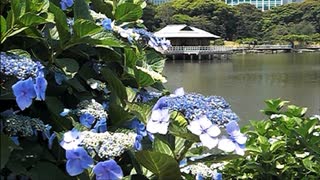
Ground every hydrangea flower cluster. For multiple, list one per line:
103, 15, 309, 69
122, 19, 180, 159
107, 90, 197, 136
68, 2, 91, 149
1, 114, 55, 148
167, 93, 239, 125
59, 129, 135, 178
75, 99, 108, 120
2, 114, 46, 136
0, 52, 47, 110
146, 88, 246, 155
180, 162, 222, 180
0, 52, 43, 79
80, 130, 136, 158
60, 99, 108, 132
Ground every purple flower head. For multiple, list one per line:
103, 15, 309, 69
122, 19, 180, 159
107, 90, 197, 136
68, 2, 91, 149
93, 159, 123, 180
12, 78, 36, 110
80, 113, 95, 128
60, 129, 84, 150
146, 108, 170, 134
60, 0, 74, 10
218, 121, 247, 155
187, 116, 221, 149
102, 18, 112, 31
34, 76, 47, 101
66, 147, 93, 176
93, 118, 107, 133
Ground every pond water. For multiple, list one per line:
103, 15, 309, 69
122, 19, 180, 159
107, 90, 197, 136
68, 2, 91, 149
163, 53, 320, 124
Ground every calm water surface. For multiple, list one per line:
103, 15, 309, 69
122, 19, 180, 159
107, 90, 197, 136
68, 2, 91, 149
163, 53, 320, 124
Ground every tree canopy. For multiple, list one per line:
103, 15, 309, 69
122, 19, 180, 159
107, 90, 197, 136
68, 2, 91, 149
143, 0, 320, 42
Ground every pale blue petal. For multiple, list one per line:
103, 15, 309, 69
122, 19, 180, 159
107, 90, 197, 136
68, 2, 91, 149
34, 76, 47, 101
66, 159, 84, 176
218, 138, 236, 153
16, 96, 33, 111
226, 121, 240, 135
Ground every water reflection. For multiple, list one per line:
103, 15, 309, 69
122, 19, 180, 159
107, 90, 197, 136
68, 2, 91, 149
163, 53, 320, 124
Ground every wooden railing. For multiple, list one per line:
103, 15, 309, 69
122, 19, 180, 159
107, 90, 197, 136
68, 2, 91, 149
165, 46, 234, 54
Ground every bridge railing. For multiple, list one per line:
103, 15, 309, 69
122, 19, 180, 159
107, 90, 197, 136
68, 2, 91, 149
165, 46, 234, 54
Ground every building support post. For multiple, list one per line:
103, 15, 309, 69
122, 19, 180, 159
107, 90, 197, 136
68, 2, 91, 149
173, 55, 176, 61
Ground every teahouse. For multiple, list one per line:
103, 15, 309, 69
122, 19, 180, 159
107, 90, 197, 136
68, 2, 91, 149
154, 25, 232, 60
154, 24, 220, 46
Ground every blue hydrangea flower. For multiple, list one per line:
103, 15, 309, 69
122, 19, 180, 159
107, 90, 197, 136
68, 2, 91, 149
12, 78, 36, 110
93, 159, 123, 180
34, 76, 47, 101
60, 0, 74, 10
66, 147, 93, 176
80, 113, 95, 128
102, 18, 112, 31
187, 116, 221, 149
93, 118, 107, 133
167, 92, 237, 126
0, 52, 43, 79
218, 121, 247, 155
60, 129, 84, 150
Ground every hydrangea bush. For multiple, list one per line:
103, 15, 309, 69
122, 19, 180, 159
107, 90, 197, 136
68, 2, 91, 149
0, 0, 246, 179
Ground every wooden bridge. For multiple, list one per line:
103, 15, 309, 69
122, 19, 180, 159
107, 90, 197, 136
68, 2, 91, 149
163, 45, 320, 60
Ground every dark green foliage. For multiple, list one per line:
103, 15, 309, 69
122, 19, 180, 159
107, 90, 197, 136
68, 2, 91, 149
222, 99, 320, 179
144, 0, 320, 42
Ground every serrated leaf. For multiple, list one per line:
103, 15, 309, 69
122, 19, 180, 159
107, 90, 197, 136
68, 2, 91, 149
0, 16, 7, 38
48, 2, 70, 44
127, 102, 153, 124
19, 12, 48, 26
125, 48, 138, 68
7, 49, 31, 57
1, 134, 17, 169
29, 162, 67, 180
135, 151, 181, 180
55, 58, 79, 77
101, 68, 127, 101
169, 120, 199, 142
73, 0, 93, 21
145, 49, 166, 73
73, 19, 102, 38
154, 137, 174, 157
114, 3, 143, 23
91, 0, 114, 19
135, 67, 155, 87
270, 141, 285, 152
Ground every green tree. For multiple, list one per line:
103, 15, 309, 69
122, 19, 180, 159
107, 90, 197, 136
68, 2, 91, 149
235, 3, 263, 39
